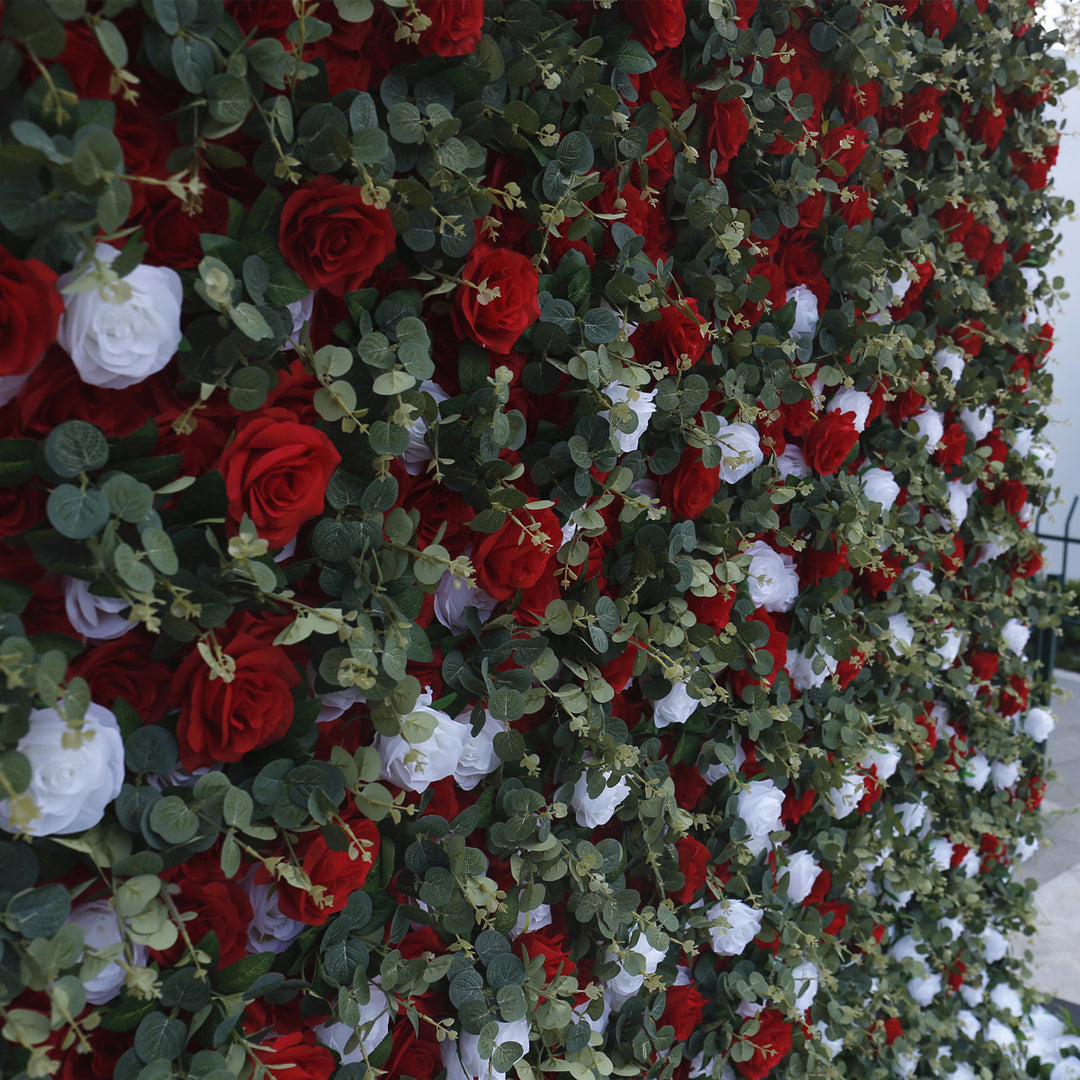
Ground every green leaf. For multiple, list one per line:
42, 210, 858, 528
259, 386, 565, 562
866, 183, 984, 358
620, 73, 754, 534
93, 18, 128, 66
212, 951, 275, 996
231, 302, 273, 341
242, 255, 269, 305
125, 726, 179, 775
0, 439, 36, 486
102, 474, 154, 523
206, 73, 249, 125
98, 177, 133, 234
0, 750, 31, 795
141, 527, 179, 575
171, 36, 216, 93
43, 421, 109, 478
5, 884, 70, 938
47, 485, 110, 539
583, 307, 620, 345
148, 796, 200, 845
607, 38, 656, 74
227, 365, 271, 411
114, 542, 155, 592
134, 1012, 187, 1063
71, 126, 124, 185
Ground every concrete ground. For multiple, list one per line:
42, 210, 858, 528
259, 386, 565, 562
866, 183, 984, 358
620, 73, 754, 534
1021, 667, 1080, 1005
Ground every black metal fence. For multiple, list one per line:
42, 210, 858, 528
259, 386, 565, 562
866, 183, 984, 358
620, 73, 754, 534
1030, 495, 1080, 691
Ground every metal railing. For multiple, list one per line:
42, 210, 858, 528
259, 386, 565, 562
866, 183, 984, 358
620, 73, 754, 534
1031, 495, 1080, 693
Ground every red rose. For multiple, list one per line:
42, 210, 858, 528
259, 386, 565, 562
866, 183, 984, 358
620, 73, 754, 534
661, 982, 707, 1041
686, 583, 736, 634
733, 1009, 794, 1080
671, 836, 711, 903
142, 187, 231, 270
658, 448, 722, 519
473, 506, 561, 602
173, 628, 302, 770
700, 94, 750, 176
917, 0, 957, 37
516, 928, 577, 981
891, 85, 944, 151
818, 124, 868, 181
252, 1033, 335, 1080
0, 247, 64, 393
935, 422, 968, 470
154, 875, 253, 967
453, 244, 540, 354
279, 176, 396, 296
642, 298, 711, 372
625, 0, 686, 51
265, 818, 380, 925
416, 0, 485, 57
59, 1027, 129, 1080
69, 634, 173, 725
802, 411, 859, 475
217, 407, 341, 548
384, 1020, 444, 1080
0, 484, 45, 540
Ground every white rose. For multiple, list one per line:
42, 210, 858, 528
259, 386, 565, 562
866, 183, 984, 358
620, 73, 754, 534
895, 801, 929, 836
1012, 428, 1035, 458
714, 418, 764, 482
775, 445, 810, 479
314, 982, 391, 1064
706, 898, 762, 956
375, 693, 470, 793
959, 405, 994, 441
907, 973, 941, 1006
929, 837, 953, 870
737, 779, 784, 855
936, 627, 963, 665
401, 380, 449, 475
242, 873, 305, 955
57, 243, 182, 389
68, 899, 147, 1004
62, 576, 131, 641
1033, 439, 1056, 476
991, 759, 1021, 790
958, 849, 979, 877
786, 284, 820, 339
285, 291, 315, 336
0, 701, 125, 836
454, 710, 503, 791
962, 751, 990, 791
901, 565, 934, 595
861, 739, 900, 782
316, 682, 366, 725
745, 540, 799, 612
956, 1009, 981, 1039
434, 569, 497, 634
651, 681, 700, 728
860, 466, 900, 512
933, 347, 965, 384
571, 765, 631, 828
1001, 618, 1030, 656
778, 850, 821, 903
1051, 1061, 1080, 1080
911, 407, 944, 450
785, 646, 837, 691
827, 389, 872, 432
989, 983, 1023, 1017
886, 613, 915, 653
1023, 707, 1055, 741
982, 925, 1008, 963
604, 931, 669, 1008
827, 773, 863, 818
1014, 835, 1039, 861
984, 1018, 1018, 1051
512, 903, 552, 937
603, 382, 658, 454
443, 1017, 531, 1079
946, 479, 977, 525
792, 961, 819, 1010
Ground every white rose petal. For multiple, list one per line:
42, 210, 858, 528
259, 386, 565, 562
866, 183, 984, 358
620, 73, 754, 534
746, 540, 799, 612
827, 389, 872, 432
714, 418, 764, 483
315, 982, 391, 1065
434, 570, 498, 634
242, 874, 305, 955
775, 445, 810, 478
960, 405, 994, 441
603, 382, 659, 454
737, 779, 785, 855
1022, 705, 1056, 740
911, 407, 944, 450
57, 243, 183, 389
860, 466, 901, 512
454, 710, 503, 791
1002, 618, 1030, 656
827, 773, 864, 819
886, 613, 915, 653
571, 766, 631, 828
651, 681, 700, 729
786, 284, 820, 339
375, 693, 470, 793
1, 702, 125, 837
68, 899, 148, 1005
444, 1017, 531, 1080
62, 576, 131, 641
779, 850, 821, 903
933, 347, 965, 384
706, 898, 763, 956
991, 760, 1021, 790
401, 379, 450, 475
936, 627, 964, 665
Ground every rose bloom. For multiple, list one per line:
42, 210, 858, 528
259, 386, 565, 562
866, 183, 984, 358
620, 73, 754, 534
251, 1032, 335, 1080
737, 778, 785, 855
57, 243, 183, 389
376, 699, 469, 794
706, 898, 762, 956
745, 541, 799, 612
624, 0, 685, 50
715, 418, 764, 482
384, 1019, 444, 1080
264, 816, 380, 925
473, 506, 561, 602
69, 899, 148, 1005
733, 1008, 794, 1080
453, 244, 540, 353
172, 626, 302, 771
0, 245, 64, 405
279, 176, 396, 296
0, 701, 125, 837
803, 411, 859, 474
217, 407, 341, 548
658, 448, 722, 519
415, 0, 485, 56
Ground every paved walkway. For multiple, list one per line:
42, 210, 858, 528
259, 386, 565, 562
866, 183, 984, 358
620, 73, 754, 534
1022, 668, 1080, 1004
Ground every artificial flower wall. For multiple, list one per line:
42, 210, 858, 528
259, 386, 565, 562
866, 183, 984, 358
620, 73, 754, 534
0, 1, 1073, 1079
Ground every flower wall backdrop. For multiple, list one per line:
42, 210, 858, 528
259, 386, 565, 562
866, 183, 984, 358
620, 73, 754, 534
0, 1, 1073, 1079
